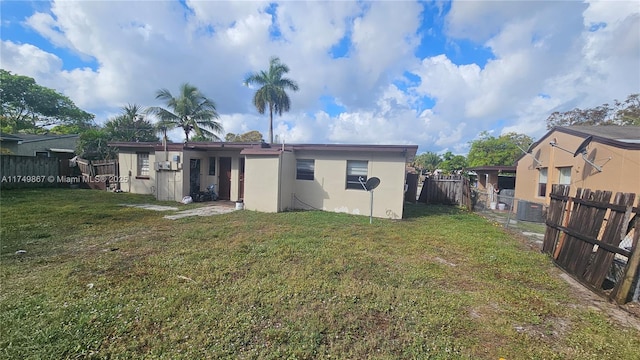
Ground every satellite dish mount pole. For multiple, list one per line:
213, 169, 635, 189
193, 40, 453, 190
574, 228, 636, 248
359, 176, 381, 224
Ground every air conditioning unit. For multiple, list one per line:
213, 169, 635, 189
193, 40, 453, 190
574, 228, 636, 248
154, 161, 171, 170
517, 201, 545, 223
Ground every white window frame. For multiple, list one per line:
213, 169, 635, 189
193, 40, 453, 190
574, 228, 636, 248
558, 166, 571, 185
537, 167, 547, 197
137, 152, 150, 178
346, 160, 368, 190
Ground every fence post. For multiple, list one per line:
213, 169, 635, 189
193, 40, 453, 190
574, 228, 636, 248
614, 215, 640, 304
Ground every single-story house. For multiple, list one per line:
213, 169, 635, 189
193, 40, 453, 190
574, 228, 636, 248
108, 141, 418, 219
0, 133, 79, 157
468, 165, 517, 193
514, 126, 640, 206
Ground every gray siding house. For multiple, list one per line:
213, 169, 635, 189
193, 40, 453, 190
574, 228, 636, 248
0, 133, 79, 157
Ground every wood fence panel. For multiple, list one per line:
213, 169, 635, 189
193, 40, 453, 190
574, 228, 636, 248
583, 192, 636, 288
405, 173, 418, 204
419, 175, 470, 208
543, 184, 570, 254
92, 160, 117, 176
77, 158, 93, 177
0, 155, 58, 189
544, 186, 640, 304
557, 189, 612, 275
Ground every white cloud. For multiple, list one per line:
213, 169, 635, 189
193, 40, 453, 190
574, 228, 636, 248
1, 40, 63, 78
2, 0, 638, 155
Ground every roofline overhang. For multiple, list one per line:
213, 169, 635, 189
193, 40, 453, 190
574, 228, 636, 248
525, 126, 640, 155
108, 141, 419, 160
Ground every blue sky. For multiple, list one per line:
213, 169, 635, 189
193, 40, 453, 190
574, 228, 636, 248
1, 0, 638, 154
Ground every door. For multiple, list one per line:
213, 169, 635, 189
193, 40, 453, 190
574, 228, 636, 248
189, 159, 201, 195
219, 157, 232, 200
239, 157, 245, 200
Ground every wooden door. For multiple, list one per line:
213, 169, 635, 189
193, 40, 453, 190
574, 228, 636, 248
189, 159, 201, 195
219, 157, 232, 200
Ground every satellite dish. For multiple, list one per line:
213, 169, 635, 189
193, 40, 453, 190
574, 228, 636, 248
573, 136, 593, 157
365, 177, 380, 191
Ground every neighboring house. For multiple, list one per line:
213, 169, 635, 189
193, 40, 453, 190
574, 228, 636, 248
468, 165, 517, 193
514, 126, 640, 206
109, 141, 418, 219
0, 133, 79, 158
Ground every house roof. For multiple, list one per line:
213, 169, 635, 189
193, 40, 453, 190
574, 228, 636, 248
467, 165, 517, 173
516, 125, 640, 164
558, 125, 640, 144
539, 126, 640, 150
0, 133, 79, 143
108, 141, 418, 160
0, 133, 23, 142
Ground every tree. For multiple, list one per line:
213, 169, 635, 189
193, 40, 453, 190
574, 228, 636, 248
243, 57, 299, 144
146, 83, 223, 141
413, 151, 442, 173
104, 104, 158, 142
0, 69, 94, 133
225, 130, 264, 142
438, 151, 468, 175
545, 93, 640, 129
614, 93, 640, 126
438, 151, 468, 174
76, 128, 116, 160
467, 132, 533, 167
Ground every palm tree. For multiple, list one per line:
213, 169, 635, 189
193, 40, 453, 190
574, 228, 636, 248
146, 83, 223, 141
104, 104, 158, 142
243, 57, 299, 143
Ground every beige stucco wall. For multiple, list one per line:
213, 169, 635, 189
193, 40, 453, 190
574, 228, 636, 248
279, 151, 296, 211
118, 148, 246, 202
515, 130, 640, 205
244, 154, 281, 212
180, 150, 244, 201
117, 150, 157, 196
153, 150, 184, 201
290, 150, 407, 219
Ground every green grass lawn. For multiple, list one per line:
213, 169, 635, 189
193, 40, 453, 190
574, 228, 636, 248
1, 189, 639, 359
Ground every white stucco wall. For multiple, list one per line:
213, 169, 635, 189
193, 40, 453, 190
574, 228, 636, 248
291, 150, 406, 219
244, 154, 281, 212
118, 150, 157, 196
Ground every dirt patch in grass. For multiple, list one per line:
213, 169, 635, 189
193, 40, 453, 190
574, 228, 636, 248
558, 272, 640, 331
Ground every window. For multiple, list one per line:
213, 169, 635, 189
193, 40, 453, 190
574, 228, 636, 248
346, 160, 368, 190
35, 151, 49, 158
537, 168, 547, 197
137, 152, 150, 177
209, 157, 216, 176
296, 159, 314, 180
558, 167, 571, 185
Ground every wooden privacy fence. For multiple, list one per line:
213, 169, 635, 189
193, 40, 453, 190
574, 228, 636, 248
418, 175, 471, 209
0, 155, 58, 189
76, 158, 119, 190
543, 184, 639, 304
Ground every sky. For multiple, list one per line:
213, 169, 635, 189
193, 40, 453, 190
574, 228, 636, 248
1, 0, 639, 155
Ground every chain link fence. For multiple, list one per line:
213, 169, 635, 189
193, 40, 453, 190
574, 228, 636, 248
471, 188, 547, 245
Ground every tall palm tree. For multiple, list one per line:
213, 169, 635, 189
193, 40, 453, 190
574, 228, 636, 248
244, 56, 299, 143
146, 83, 223, 141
